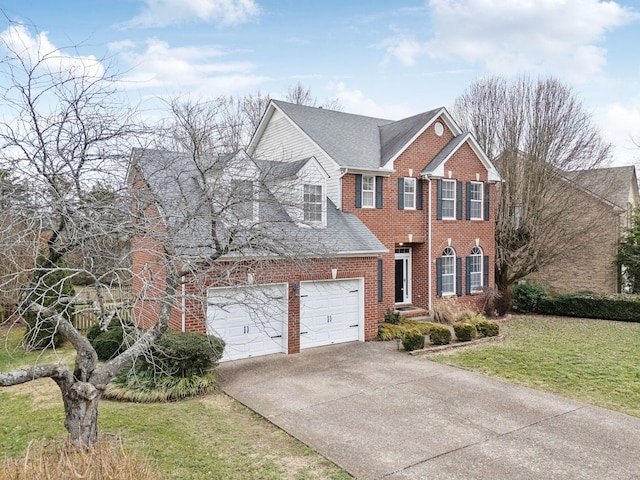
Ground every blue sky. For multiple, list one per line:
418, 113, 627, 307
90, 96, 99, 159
2, 0, 640, 164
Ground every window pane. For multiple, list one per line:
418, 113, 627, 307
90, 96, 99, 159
469, 247, 482, 291
470, 182, 483, 219
442, 247, 455, 294
304, 184, 323, 222
362, 175, 375, 208
404, 178, 416, 209
442, 180, 455, 218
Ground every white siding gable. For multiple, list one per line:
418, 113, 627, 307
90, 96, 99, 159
252, 108, 341, 207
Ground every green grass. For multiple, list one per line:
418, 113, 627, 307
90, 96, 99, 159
429, 315, 640, 418
0, 326, 351, 479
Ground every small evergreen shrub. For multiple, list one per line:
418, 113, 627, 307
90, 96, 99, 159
377, 319, 432, 341
475, 319, 500, 337
23, 254, 75, 350
383, 307, 401, 325
453, 321, 477, 342
460, 312, 487, 325
93, 327, 130, 360
429, 324, 452, 345
536, 293, 640, 322
511, 282, 547, 313
402, 331, 425, 352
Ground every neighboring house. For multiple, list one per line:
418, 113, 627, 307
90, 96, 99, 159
529, 165, 639, 294
130, 100, 502, 361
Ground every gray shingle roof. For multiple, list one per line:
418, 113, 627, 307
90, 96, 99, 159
130, 148, 386, 259
421, 133, 469, 176
379, 108, 442, 165
565, 166, 637, 209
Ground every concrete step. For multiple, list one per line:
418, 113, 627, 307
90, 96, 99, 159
395, 307, 428, 318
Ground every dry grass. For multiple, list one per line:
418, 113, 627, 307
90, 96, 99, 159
0, 436, 163, 480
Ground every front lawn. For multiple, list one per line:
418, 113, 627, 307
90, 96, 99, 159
0, 326, 350, 479
428, 315, 640, 418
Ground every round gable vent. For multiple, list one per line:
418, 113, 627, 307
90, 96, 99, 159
434, 122, 444, 136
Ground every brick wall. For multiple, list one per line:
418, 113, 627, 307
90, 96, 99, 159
343, 116, 496, 315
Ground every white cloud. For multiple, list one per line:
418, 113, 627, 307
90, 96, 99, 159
0, 24, 104, 80
328, 82, 415, 119
115, 37, 267, 95
385, 0, 637, 81
600, 98, 640, 165
124, 0, 260, 28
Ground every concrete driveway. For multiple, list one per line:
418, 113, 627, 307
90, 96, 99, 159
217, 341, 640, 480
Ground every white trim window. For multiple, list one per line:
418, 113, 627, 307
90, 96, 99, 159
403, 177, 416, 210
442, 247, 456, 295
469, 246, 483, 292
303, 184, 323, 223
441, 179, 456, 219
362, 175, 375, 208
469, 182, 483, 220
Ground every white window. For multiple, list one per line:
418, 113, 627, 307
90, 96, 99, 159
469, 182, 483, 220
441, 179, 456, 219
469, 246, 483, 292
442, 247, 456, 295
403, 177, 416, 210
362, 175, 375, 208
303, 184, 323, 223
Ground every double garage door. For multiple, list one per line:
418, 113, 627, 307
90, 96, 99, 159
207, 279, 362, 362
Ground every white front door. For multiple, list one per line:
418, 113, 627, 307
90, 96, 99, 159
395, 248, 411, 304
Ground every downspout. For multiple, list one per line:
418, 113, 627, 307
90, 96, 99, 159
428, 177, 433, 311
181, 275, 186, 332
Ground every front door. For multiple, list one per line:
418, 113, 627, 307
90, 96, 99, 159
395, 248, 411, 304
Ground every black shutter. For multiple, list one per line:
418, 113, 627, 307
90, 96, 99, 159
378, 259, 383, 302
456, 257, 462, 296
483, 255, 490, 287
436, 257, 443, 297
436, 179, 443, 220
465, 256, 471, 295
398, 178, 404, 210
376, 176, 384, 209
417, 179, 423, 210
355, 174, 362, 208
465, 182, 471, 220
456, 181, 463, 220
484, 183, 490, 221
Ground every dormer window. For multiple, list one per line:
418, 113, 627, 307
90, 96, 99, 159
303, 184, 323, 223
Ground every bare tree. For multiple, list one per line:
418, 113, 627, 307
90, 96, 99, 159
286, 81, 343, 111
453, 76, 612, 293
0, 23, 332, 451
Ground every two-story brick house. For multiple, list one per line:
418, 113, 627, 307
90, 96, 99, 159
130, 100, 501, 361
249, 100, 501, 317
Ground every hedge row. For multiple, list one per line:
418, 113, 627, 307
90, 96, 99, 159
512, 283, 640, 322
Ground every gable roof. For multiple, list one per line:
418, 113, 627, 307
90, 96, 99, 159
564, 165, 638, 210
130, 148, 387, 259
421, 133, 503, 182
250, 100, 500, 180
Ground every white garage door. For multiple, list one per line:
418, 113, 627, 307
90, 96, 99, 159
300, 279, 362, 350
206, 284, 288, 362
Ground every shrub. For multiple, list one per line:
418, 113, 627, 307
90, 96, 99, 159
536, 293, 640, 322
429, 324, 452, 345
0, 304, 4, 323
377, 319, 432, 341
453, 322, 477, 342
431, 303, 455, 324
383, 307, 401, 325
93, 327, 130, 360
23, 254, 75, 350
402, 331, 425, 352
511, 282, 547, 313
460, 312, 487, 325
475, 319, 500, 337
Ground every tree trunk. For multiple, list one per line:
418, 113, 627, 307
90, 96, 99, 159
59, 380, 103, 450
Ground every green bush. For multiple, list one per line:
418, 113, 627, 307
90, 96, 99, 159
475, 319, 500, 337
23, 254, 75, 350
429, 324, 452, 345
383, 307, 401, 325
453, 321, 477, 342
402, 331, 425, 352
511, 282, 547, 313
536, 293, 640, 322
93, 327, 131, 360
377, 319, 432, 341
139, 331, 225, 377
0, 304, 4, 323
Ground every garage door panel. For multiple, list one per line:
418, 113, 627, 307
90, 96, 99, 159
207, 284, 287, 362
300, 279, 362, 350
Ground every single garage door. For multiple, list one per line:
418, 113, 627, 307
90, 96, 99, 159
300, 279, 362, 349
206, 283, 288, 362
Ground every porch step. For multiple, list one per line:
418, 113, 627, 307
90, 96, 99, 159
395, 307, 429, 319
